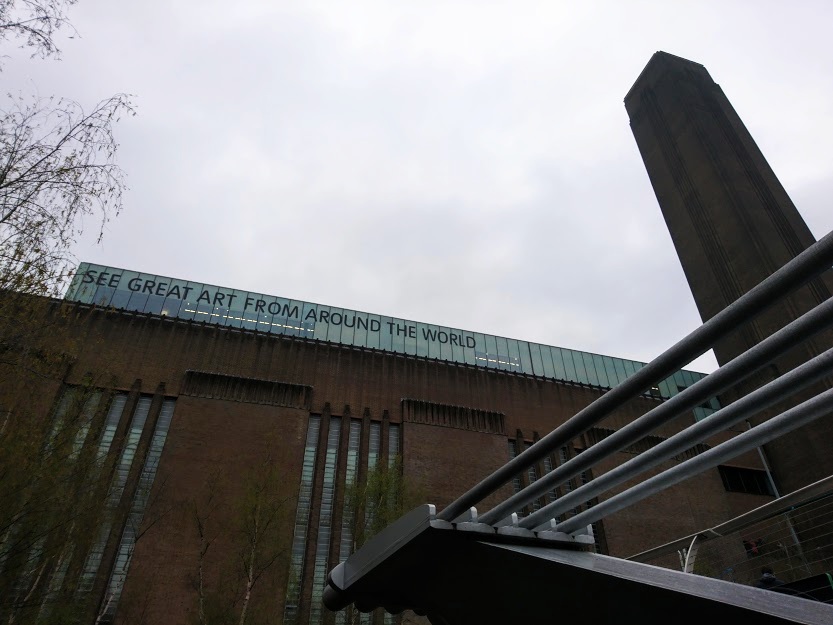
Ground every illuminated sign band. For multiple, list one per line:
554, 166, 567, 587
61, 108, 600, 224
65, 262, 716, 412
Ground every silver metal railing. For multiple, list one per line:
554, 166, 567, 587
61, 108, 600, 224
628, 474, 833, 564
324, 229, 833, 624
520, 346, 833, 530
438, 228, 833, 527
555, 386, 833, 534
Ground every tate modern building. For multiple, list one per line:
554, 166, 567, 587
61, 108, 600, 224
2, 51, 831, 624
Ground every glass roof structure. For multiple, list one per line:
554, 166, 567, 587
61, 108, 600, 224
65, 262, 720, 420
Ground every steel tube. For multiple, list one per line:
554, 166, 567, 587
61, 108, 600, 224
484, 297, 833, 525
627, 475, 833, 563
438, 230, 833, 522
555, 387, 833, 535
519, 346, 833, 529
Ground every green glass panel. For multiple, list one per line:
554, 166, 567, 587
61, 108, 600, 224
549, 347, 567, 380
539, 344, 555, 378
602, 356, 619, 387
592, 354, 608, 387
561, 348, 578, 382
528, 343, 545, 376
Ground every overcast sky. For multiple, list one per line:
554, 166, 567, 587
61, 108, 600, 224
6, 0, 833, 373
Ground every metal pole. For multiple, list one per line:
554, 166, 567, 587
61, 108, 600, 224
683, 535, 699, 574
518, 346, 833, 529
554, 387, 833, 535
745, 420, 813, 575
480, 298, 833, 526
628, 475, 833, 563
749, 421, 781, 498
438, 230, 833, 522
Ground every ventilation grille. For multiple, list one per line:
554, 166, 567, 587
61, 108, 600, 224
401, 398, 505, 435
181, 371, 311, 408
586, 427, 709, 461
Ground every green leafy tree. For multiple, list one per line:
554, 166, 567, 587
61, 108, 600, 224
0, 381, 121, 623
0, 1, 135, 622
339, 458, 416, 625
192, 454, 291, 625
347, 458, 406, 553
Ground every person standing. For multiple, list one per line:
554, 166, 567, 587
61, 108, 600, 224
755, 567, 784, 589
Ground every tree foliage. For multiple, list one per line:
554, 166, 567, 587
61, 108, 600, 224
0, 0, 135, 297
0, 2, 137, 622
0, 0, 133, 379
346, 458, 406, 552
0, 0, 78, 65
0, 92, 135, 296
339, 458, 412, 625
0, 382, 116, 623
192, 453, 291, 625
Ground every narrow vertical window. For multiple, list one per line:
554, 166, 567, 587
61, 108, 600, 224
10, 537, 45, 601
507, 440, 522, 495
71, 391, 102, 460
382, 424, 402, 625
78, 396, 152, 595
99, 399, 175, 622
108, 397, 152, 507
572, 449, 591, 496
368, 422, 381, 469
359, 424, 382, 625
387, 423, 400, 467
542, 456, 558, 504
309, 417, 341, 624
45, 387, 78, 452
573, 450, 592, 516
283, 415, 321, 624
45, 386, 81, 455
96, 394, 128, 465
523, 442, 541, 512
558, 447, 574, 493
335, 420, 362, 625
37, 542, 72, 621
39, 393, 127, 618
5, 387, 99, 608
364, 422, 382, 524
573, 450, 603, 553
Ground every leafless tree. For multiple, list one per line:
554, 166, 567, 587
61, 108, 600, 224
0, 2, 138, 622
0, 93, 135, 296
0, 0, 78, 66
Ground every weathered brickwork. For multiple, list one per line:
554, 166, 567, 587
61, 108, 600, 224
0, 299, 770, 624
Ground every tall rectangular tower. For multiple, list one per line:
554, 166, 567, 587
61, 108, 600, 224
625, 51, 833, 493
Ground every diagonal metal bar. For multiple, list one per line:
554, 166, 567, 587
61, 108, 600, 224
627, 474, 833, 563
519, 345, 833, 529
554, 386, 833, 535
478, 294, 833, 525
438, 230, 833, 522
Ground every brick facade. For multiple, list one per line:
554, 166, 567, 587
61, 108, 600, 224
0, 299, 770, 624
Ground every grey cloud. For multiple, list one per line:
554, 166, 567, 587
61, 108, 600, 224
10, 1, 833, 377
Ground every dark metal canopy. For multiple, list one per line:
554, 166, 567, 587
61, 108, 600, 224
324, 505, 833, 625
324, 227, 833, 624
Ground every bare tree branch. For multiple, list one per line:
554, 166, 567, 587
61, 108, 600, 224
0, 3, 138, 622
0, 92, 135, 296
0, 0, 79, 66
189, 454, 291, 625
